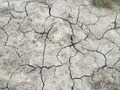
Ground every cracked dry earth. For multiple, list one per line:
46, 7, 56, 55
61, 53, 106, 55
1, 0, 120, 90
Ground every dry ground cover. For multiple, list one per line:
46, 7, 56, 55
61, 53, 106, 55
0, 0, 120, 90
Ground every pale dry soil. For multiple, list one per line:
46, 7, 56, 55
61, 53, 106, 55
0, 0, 120, 90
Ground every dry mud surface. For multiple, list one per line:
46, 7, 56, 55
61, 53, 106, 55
0, 0, 120, 90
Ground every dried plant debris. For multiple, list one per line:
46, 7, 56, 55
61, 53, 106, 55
91, 0, 120, 9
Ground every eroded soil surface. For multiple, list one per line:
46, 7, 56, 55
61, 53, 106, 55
0, 0, 120, 90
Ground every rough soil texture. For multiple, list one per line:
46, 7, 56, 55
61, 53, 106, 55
0, 0, 120, 90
